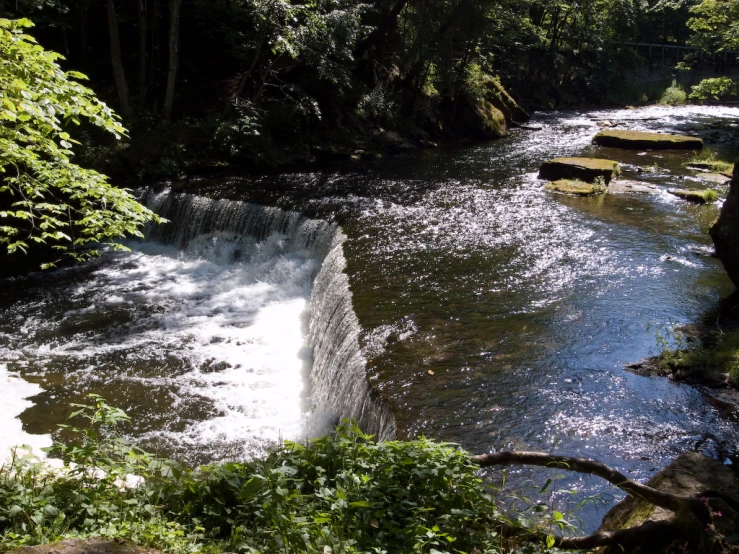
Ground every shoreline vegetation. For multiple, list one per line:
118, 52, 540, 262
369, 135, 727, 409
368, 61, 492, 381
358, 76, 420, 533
2, 398, 739, 554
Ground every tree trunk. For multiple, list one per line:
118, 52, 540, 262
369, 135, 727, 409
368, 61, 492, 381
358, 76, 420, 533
162, 0, 182, 120
137, 0, 148, 108
78, 0, 90, 70
107, 0, 134, 119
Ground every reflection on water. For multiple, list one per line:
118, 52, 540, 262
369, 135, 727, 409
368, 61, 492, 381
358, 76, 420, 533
2, 104, 739, 529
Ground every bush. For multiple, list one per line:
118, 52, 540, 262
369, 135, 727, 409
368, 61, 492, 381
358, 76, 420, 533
659, 80, 687, 105
689, 77, 739, 101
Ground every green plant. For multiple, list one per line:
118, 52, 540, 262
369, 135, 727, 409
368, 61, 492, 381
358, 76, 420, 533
659, 80, 687, 106
0, 18, 162, 268
652, 323, 739, 386
686, 151, 734, 173
1, 397, 566, 554
689, 77, 739, 101
356, 84, 397, 123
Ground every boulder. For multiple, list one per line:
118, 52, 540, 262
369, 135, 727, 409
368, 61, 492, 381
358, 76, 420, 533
596, 452, 739, 554
538, 157, 620, 183
459, 95, 508, 140
9, 539, 162, 554
668, 188, 718, 204
483, 78, 530, 125
594, 130, 703, 150
544, 179, 605, 196
711, 158, 739, 288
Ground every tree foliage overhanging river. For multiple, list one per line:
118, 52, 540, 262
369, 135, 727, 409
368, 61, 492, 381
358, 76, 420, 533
2, 104, 739, 530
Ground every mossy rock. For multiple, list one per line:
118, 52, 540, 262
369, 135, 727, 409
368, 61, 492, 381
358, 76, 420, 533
538, 157, 620, 183
668, 188, 719, 204
685, 160, 733, 173
544, 179, 605, 196
593, 129, 703, 150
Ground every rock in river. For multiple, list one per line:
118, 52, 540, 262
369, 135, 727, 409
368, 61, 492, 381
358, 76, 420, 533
593, 129, 703, 150
544, 179, 605, 196
538, 157, 620, 183
711, 158, 739, 288
668, 188, 718, 204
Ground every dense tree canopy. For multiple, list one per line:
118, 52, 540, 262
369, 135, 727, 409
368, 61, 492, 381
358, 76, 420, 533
0, 0, 735, 181
0, 17, 161, 268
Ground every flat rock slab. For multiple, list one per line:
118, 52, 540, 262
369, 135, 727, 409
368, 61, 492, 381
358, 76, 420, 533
607, 179, 659, 195
698, 172, 732, 184
544, 179, 605, 196
9, 540, 163, 554
668, 188, 717, 204
538, 157, 620, 183
594, 129, 703, 150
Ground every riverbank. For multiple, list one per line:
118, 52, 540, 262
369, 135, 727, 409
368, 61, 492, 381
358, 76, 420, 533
626, 311, 739, 408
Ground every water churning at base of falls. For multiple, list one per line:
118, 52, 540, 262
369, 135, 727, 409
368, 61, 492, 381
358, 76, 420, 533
0, 189, 394, 464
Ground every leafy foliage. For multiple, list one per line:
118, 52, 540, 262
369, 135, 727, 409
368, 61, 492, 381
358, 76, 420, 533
0, 398, 560, 554
659, 80, 687, 105
0, 18, 161, 267
689, 76, 739, 100
687, 0, 739, 53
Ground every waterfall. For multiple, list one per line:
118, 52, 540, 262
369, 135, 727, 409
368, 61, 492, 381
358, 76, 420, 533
143, 189, 396, 442
307, 231, 397, 441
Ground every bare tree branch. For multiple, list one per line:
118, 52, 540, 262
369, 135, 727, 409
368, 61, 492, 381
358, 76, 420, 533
472, 451, 703, 514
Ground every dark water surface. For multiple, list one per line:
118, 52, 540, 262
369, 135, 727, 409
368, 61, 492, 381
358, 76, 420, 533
3, 105, 739, 530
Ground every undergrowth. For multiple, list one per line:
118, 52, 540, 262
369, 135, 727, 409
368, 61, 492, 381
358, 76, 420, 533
0, 397, 563, 554
657, 327, 739, 386
685, 151, 734, 174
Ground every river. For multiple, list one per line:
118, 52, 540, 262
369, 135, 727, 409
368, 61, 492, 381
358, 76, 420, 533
2, 104, 738, 530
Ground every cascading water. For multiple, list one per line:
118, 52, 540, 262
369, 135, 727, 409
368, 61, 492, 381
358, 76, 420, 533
0, 189, 395, 462
308, 231, 396, 441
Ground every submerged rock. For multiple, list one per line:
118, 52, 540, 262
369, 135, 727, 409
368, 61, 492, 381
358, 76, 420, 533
668, 188, 718, 204
544, 179, 605, 196
538, 157, 620, 183
711, 158, 739, 288
593, 129, 703, 150
607, 179, 659, 195
596, 452, 739, 554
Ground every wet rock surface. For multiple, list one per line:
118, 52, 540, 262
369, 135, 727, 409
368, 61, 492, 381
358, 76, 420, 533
594, 129, 703, 150
538, 157, 620, 183
544, 179, 605, 196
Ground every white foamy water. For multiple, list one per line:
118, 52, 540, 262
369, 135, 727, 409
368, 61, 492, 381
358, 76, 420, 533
0, 363, 52, 462
0, 227, 324, 463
